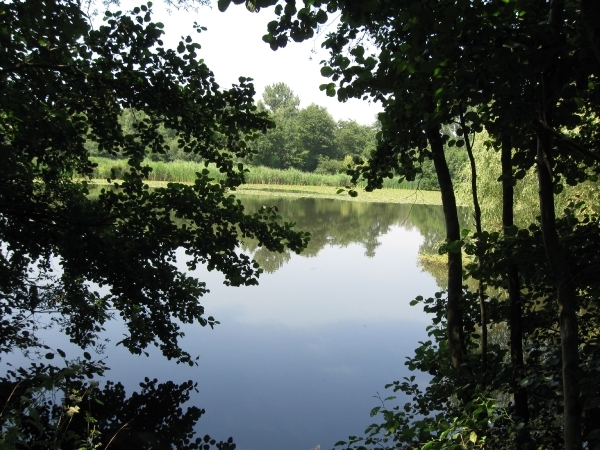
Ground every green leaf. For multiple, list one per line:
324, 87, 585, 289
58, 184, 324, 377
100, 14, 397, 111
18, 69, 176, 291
320, 66, 334, 77
315, 10, 328, 24
520, 377, 534, 387
45, 353, 54, 359
57, 349, 66, 358
84, 352, 91, 360
446, 240, 463, 253
218, 0, 232, 11
469, 431, 477, 443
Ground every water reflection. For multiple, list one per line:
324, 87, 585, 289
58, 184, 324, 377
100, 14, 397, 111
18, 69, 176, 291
164, 197, 453, 449
3, 195, 460, 450
238, 196, 469, 273
0, 355, 235, 449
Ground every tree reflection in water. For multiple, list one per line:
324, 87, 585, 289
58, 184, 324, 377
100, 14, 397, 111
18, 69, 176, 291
239, 195, 469, 274
0, 359, 236, 449
1, 194, 459, 448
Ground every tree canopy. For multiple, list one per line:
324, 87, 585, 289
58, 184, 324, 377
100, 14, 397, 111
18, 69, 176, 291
250, 83, 377, 172
261, 81, 300, 114
0, 0, 309, 446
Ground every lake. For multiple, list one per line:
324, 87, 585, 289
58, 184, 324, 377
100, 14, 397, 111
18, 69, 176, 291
3, 196, 456, 450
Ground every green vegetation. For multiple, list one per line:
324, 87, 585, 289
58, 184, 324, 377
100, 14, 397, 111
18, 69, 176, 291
4, 0, 600, 448
455, 132, 600, 231
91, 83, 383, 180
0, 1, 306, 448
89, 157, 421, 190
235, 184, 442, 205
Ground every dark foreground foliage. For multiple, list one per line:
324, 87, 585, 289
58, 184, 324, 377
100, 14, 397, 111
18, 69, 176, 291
0, 0, 308, 446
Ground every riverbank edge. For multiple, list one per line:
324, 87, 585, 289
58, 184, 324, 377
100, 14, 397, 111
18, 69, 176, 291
88, 179, 444, 205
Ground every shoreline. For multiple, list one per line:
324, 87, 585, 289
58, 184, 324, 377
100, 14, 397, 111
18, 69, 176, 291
87, 180, 443, 205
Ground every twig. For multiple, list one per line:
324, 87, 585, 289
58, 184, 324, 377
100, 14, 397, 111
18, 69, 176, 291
0, 380, 24, 419
105, 415, 136, 449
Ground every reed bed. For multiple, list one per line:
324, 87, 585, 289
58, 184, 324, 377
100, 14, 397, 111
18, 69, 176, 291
88, 157, 417, 190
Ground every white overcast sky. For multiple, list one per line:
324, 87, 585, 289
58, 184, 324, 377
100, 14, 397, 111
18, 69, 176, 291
99, 0, 382, 124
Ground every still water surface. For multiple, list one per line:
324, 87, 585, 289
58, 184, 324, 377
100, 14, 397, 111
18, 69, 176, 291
10, 196, 458, 450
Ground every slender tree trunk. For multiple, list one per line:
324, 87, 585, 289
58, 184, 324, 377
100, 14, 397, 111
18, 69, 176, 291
426, 125, 466, 370
536, 130, 581, 450
501, 133, 529, 448
536, 2, 583, 445
460, 108, 487, 385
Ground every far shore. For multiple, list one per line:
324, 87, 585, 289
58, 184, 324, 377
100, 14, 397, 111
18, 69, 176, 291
88, 179, 443, 205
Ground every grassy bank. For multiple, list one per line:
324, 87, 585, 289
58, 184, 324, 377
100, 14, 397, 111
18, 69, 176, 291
88, 157, 442, 205
234, 184, 442, 205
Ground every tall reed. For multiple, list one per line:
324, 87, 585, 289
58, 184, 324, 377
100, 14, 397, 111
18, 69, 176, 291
88, 157, 417, 189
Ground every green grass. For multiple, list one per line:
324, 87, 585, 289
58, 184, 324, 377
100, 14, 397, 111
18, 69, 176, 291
87, 157, 442, 205
234, 184, 442, 205
89, 157, 419, 188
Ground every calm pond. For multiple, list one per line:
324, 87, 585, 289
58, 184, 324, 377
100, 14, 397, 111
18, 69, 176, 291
8, 196, 463, 450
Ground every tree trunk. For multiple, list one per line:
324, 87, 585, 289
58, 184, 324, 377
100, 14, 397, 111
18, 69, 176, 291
501, 133, 529, 448
539, 2, 583, 445
426, 125, 466, 370
460, 108, 487, 385
536, 130, 581, 450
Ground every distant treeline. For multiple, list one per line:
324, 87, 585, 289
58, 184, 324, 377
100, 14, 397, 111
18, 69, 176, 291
87, 83, 469, 190
88, 83, 474, 190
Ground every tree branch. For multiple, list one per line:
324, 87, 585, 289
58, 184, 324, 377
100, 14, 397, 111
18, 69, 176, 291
535, 120, 600, 165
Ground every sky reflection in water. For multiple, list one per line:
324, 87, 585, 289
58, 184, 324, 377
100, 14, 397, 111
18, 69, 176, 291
5, 196, 451, 450
107, 197, 447, 450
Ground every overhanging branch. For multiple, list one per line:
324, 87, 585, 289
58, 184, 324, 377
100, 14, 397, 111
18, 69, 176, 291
535, 120, 600, 165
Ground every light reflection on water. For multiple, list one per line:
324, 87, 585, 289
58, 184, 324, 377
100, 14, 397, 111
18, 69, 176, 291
4, 196, 457, 450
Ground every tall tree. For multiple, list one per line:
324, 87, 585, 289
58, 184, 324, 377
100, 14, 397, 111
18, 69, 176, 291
335, 120, 377, 159
251, 107, 305, 169
296, 104, 339, 171
262, 82, 300, 115
0, 0, 309, 388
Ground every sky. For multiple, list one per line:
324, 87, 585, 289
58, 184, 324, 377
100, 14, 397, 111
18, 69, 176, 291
101, 0, 383, 124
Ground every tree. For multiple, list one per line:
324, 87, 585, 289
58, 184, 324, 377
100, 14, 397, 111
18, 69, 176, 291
222, 0, 600, 447
250, 84, 306, 169
296, 104, 339, 171
1, 0, 309, 442
251, 85, 343, 171
335, 120, 377, 159
250, 107, 305, 169
261, 82, 300, 115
